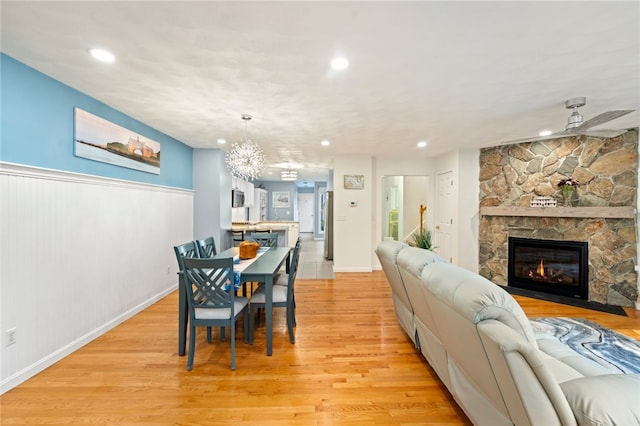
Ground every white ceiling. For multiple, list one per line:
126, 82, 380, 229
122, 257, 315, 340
2, 1, 639, 184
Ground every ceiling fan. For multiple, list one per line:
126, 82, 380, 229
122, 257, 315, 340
505, 97, 634, 144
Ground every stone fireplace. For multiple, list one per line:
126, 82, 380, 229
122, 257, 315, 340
478, 129, 638, 307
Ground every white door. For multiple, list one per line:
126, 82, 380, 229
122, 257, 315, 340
436, 171, 454, 263
298, 193, 314, 233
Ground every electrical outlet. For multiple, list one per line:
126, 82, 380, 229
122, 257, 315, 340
6, 328, 16, 346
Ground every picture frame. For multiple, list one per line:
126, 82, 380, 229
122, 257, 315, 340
272, 191, 290, 208
74, 107, 161, 174
344, 174, 365, 190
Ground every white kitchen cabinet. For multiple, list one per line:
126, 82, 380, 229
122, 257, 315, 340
287, 222, 299, 247
244, 181, 255, 206
249, 188, 267, 221
231, 177, 254, 206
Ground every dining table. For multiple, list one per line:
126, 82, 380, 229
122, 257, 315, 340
178, 246, 291, 357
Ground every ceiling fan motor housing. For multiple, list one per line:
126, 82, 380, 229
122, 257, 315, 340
565, 97, 586, 129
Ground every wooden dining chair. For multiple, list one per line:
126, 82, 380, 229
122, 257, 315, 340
174, 240, 199, 269
231, 230, 245, 247
274, 237, 302, 311
248, 238, 301, 344
195, 236, 217, 258
182, 257, 249, 370
250, 232, 278, 248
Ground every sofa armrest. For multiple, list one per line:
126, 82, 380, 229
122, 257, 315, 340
478, 320, 577, 426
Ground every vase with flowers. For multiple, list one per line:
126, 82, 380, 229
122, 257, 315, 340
558, 178, 579, 207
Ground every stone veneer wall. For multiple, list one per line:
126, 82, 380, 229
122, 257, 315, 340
479, 129, 638, 307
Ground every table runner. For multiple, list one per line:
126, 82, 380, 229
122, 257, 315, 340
226, 247, 270, 290
233, 246, 269, 273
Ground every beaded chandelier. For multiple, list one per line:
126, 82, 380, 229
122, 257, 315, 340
225, 114, 265, 181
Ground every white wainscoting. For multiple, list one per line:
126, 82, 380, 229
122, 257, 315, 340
0, 163, 194, 393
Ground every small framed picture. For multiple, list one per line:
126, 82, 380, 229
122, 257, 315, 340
272, 191, 290, 208
344, 174, 364, 190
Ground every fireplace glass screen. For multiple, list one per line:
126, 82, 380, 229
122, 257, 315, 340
508, 237, 588, 299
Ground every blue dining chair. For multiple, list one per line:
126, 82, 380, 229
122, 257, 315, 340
182, 257, 249, 370
196, 236, 217, 258
250, 231, 278, 248
248, 238, 301, 344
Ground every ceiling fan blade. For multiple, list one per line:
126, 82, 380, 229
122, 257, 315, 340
582, 128, 629, 138
496, 130, 570, 145
575, 110, 634, 132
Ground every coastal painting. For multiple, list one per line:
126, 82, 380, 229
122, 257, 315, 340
74, 108, 161, 174
272, 191, 290, 208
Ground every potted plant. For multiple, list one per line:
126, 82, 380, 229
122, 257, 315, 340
558, 178, 579, 206
409, 227, 435, 250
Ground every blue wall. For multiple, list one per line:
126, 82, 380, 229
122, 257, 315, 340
1, 54, 193, 189
255, 181, 297, 221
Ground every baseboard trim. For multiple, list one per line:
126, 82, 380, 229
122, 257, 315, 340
0, 285, 177, 394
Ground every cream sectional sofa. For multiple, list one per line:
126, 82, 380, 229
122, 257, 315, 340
376, 240, 640, 426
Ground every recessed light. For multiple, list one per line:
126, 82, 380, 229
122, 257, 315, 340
321, 140, 330, 146
417, 141, 428, 148
539, 130, 553, 137
330, 57, 349, 70
217, 139, 226, 145
89, 48, 115, 63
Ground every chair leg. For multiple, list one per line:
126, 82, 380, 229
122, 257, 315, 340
187, 325, 196, 371
291, 296, 296, 327
256, 307, 262, 327
230, 321, 236, 371
287, 308, 295, 344
207, 327, 212, 343
220, 326, 226, 341
249, 305, 255, 344
243, 309, 249, 344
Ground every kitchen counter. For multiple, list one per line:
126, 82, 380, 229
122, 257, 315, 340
231, 221, 297, 231
230, 221, 299, 248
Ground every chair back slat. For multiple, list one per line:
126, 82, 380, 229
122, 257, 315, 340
196, 236, 217, 258
250, 232, 278, 248
174, 241, 199, 272
183, 257, 235, 311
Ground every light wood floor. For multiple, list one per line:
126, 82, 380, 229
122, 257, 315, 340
2, 271, 639, 425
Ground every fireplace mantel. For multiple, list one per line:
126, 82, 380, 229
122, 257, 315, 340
480, 206, 635, 219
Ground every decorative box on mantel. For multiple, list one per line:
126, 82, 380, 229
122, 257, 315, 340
530, 196, 557, 208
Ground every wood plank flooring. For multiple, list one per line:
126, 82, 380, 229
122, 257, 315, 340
2, 271, 639, 425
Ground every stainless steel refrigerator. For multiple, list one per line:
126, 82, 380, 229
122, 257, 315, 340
324, 191, 333, 260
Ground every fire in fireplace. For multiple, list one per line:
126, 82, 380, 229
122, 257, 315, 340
508, 237, 588, 299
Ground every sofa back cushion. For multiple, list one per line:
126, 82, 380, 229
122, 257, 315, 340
397, 246, 446, 278
419, 262, 539, 423
376, 240, 416, 342
422, 262, 537, 347
396, 247, 447, 340
376, 240, 411, 310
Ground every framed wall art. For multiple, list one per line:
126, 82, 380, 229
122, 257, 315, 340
344, 174, 365, 190
74, 107, 161, 174
272, 191, 290, 208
